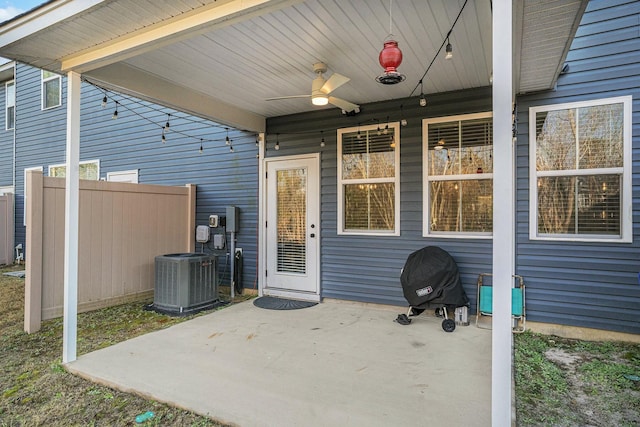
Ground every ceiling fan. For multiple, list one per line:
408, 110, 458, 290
266, 62, 360, 114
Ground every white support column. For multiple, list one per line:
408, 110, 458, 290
257, 132, 265, 297
492, 1, 514, 426
62, 71, 81, 364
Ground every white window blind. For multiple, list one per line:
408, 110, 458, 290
338, 122, 400, 235
276, 168, 306, 274
423, 113, 493, 237
530, 96, 631, 241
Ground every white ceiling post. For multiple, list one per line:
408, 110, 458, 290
257, 132, 265, 297
62, 71, 81, 364
492, 1, 514, 426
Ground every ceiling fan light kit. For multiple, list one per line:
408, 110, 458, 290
266, 62, 360, 114
311, 72, 329, 105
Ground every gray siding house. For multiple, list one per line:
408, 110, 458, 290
0, 0, 637, 337
0, 62, 260, 290
267, 0, 640, 335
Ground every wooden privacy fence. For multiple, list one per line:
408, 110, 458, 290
0, 193, 14, 265
24, 171, 196, 332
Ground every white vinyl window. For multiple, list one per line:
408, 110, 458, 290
338, 122, 400, 236
6, 80, 15, 130
423, 112, 493, 238
41, 70, 61, 110
49, 160, 100, 181
107, 169, 139, 183
529, 96, 632, 242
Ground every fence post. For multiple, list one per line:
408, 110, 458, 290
186, 184, 196, 252
0, 193, 14, 265
24, 170, 43, 333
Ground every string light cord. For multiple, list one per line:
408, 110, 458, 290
408, 0, 469, 98
82, 77, 258, 146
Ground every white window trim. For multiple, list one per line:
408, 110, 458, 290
48, 159, 100, 180
41, 70, 61, 110
23, 166, 43, 226
337, 122, 401, 236
422, 112, 493, 239
528, 95, 632, 243
107, 169, 139, 183
0, 186, 14, 195
5, 80, 15, 130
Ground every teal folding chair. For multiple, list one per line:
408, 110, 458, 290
476, 273, 526, 333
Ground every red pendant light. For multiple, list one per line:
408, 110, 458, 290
376, 40, 406, 85
379, 40, 403, 74
376, 0, 405, 84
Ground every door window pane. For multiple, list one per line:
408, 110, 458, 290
277, 168, 306, 274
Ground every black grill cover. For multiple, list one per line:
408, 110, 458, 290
400, 246, 469, 309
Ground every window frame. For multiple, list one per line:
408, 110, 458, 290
5, 80, 15, 130
41, 70, 61, 110
337, 121, 401, 236
422, 112, 494, 239
107, 169, 139, 183
528, 95, 632, 243
48, 159, 100, 181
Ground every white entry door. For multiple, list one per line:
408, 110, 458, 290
264, 155, 320, 301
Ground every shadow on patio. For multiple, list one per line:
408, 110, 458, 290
66, 300, 491, 426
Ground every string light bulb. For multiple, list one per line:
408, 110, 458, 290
112, 101, 119, 119
320, 130, 325, 148
101, 94, 107, 108
230, 145, 234, 153
445, 37, 453, 60
162, 129, 166, 144
275, 134, 280, 151
400, 104, 407, 126
225, 128, 230, 145
164, 114, 170, 132
199, 139, 203, 154
419, 80, 427, 107
384, 116, 390, 134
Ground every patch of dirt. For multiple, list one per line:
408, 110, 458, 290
516, 332, 640, 427
544, 348, 598, 424
0, 264, 235, 426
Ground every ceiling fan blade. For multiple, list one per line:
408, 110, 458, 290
321, 73, 350, 94
328, 96, 359, 113
265, 95, 310, 101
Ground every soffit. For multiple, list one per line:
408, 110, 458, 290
0, 0, 587, 126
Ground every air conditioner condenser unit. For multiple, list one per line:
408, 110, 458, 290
154, 253, 218, 315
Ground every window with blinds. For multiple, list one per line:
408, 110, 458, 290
530, 96, 631, 242
276, 168, 307, 274
48, 160, 100, 180
5, 80, 14, 130
423, 113, 493, 237
41, 70, 61, 110
337, 122, 400, 235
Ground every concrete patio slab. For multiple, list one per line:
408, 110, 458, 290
67, 300, 491, 426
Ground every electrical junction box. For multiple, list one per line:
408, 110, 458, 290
209, 215, 219, 228
226, 206, 239, 232
196, 225, 210, 243
213, 234, 225, 250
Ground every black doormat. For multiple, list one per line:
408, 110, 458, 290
253, 296, 318, 310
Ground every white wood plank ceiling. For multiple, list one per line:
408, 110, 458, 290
0, 0, 587, 126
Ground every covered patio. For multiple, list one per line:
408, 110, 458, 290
67, 300, 492, 426
0, 1, 588, 425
